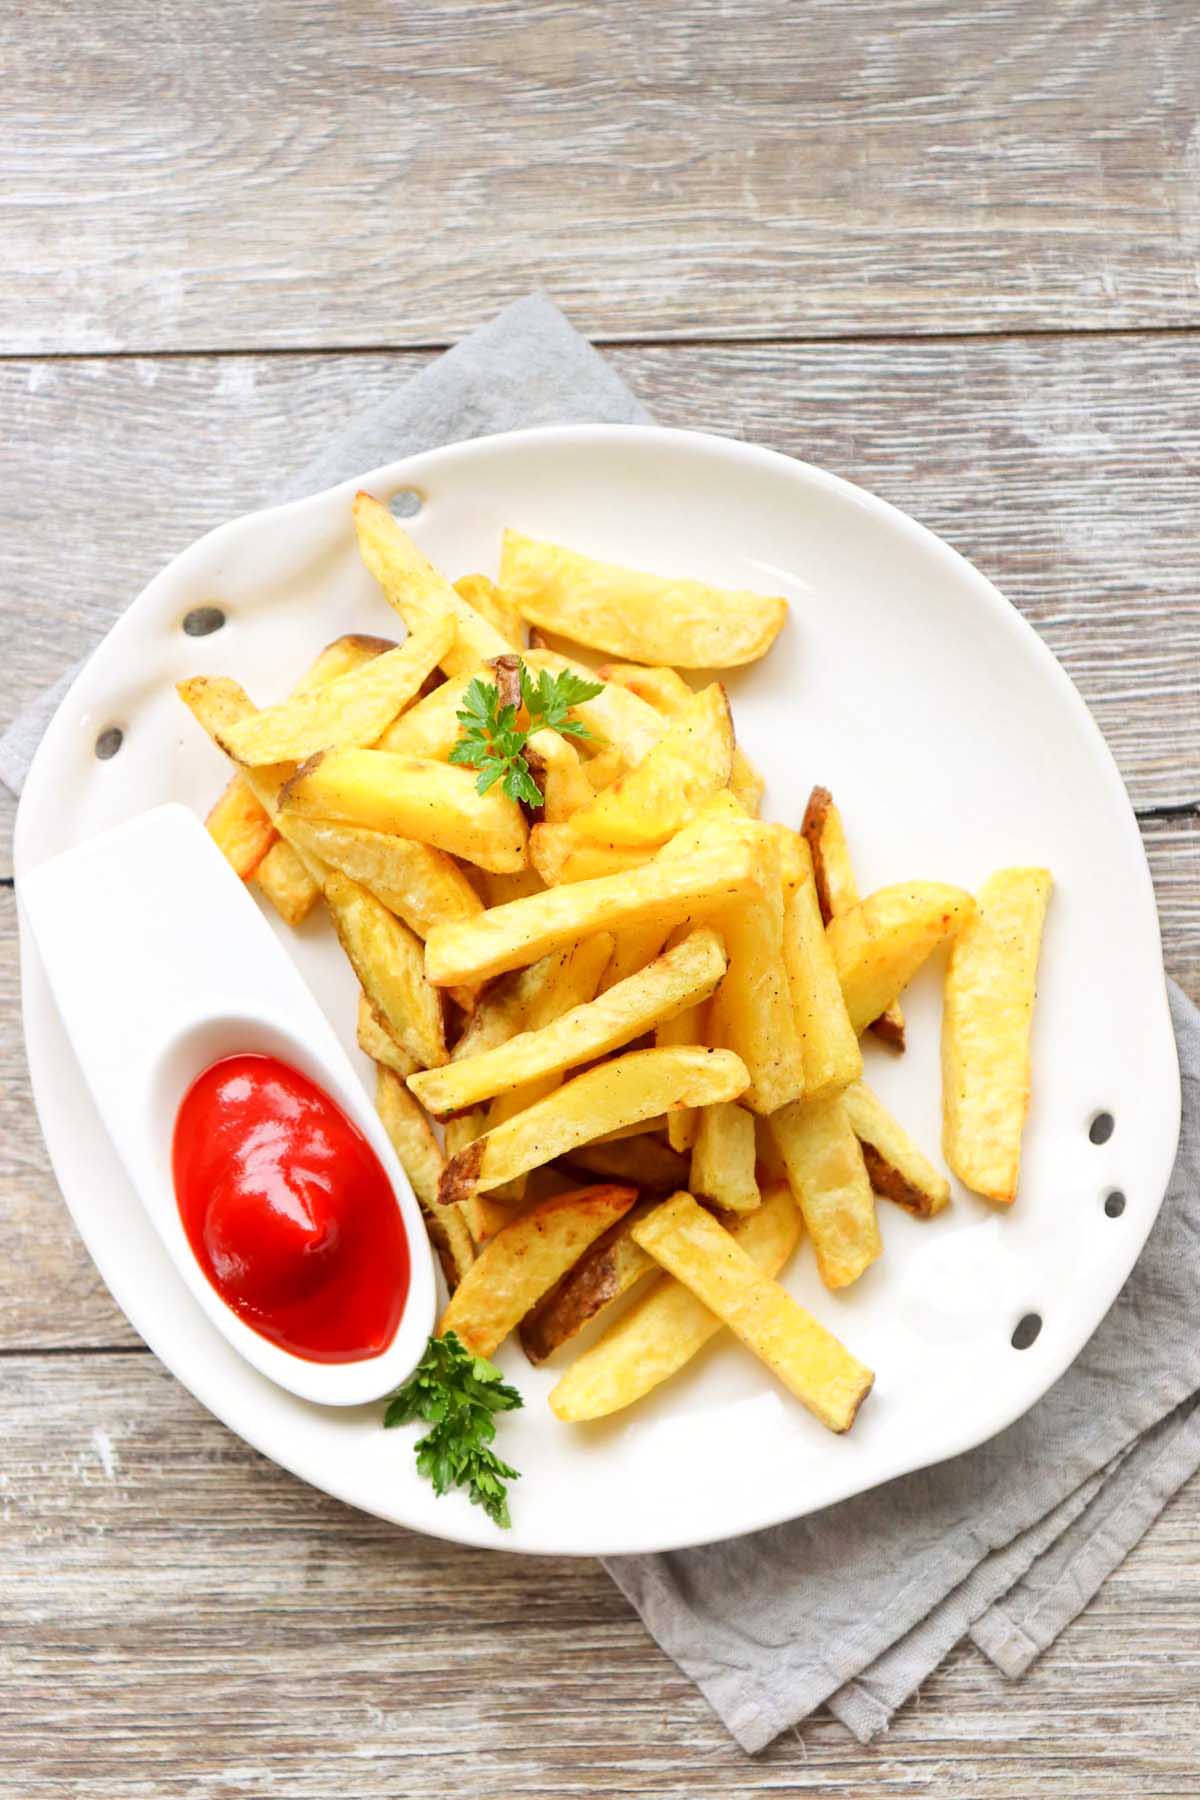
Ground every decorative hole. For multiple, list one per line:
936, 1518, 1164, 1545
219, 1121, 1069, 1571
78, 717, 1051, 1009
183, 605, 226, 637
1089, 1112, 1115, 1145
1104, 1191, 1126, 1219
388, 489, 423, 520
1011, 1313, 1042, 1350
94, 726, 124, 760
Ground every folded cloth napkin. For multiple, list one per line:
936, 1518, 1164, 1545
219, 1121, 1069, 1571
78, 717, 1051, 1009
6, 296, 1196, 1753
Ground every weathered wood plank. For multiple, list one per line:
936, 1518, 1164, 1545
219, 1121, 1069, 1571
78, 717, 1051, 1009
2, 334, 1197, 819
5, 0, 1200, 353
2, 1353, 1198, 1795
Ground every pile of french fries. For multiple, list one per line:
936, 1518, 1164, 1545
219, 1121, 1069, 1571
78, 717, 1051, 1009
180, 494, 1051, 1438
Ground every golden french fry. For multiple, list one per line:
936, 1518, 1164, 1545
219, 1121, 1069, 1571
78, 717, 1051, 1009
323, 872, 447, 1069
523, 728, 594, 824
438, 1046, 750, 1204
689, 1101, 759, 1213
280, 816, 481, 938
279, 748, 528, 875
438, 1184, 639, 1356
356, 992, 419, 1078
374, 671, 474, 759
205, 776, 276, 879
598, 663, 765, 818
253, 840, 322, 926
829, 882, 978, 1035
802, 785, 905, 1049
549, 1184, 800, 1421
707, 825, 804, 1115
652, 926, 712, 1152
599, 922, 675, 994
519, 1201, 659, 1364
219, 615, 455, 766
631, 1192, 873, 1431
582, 744, 625, 792
780, 839, 862, 1100
354, 492, 509, 676
842, 1080, 950, 1218
501, 531, 788, 669
524, 649, 664, 767
443, 1111, 514, 1246
454, 572, 524, 649
559, 1135, 690, 1191
942, 867, 1053, 1205
424, 837, 763, 988
374, 1066, 474, 1292
410, 926, 726, 1119
769, 1093, 881, 1290
567, 683, 734, 848
529, 824, 652, 887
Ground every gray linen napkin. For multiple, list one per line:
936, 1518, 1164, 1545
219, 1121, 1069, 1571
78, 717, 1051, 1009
6, 297, 1197, 1753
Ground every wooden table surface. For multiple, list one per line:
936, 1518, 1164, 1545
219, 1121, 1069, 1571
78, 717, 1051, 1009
3, 3, 1199, 1794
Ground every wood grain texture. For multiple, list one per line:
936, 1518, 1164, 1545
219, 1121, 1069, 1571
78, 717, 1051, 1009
5, 0, 1200, 353
2, 334, 1198, 824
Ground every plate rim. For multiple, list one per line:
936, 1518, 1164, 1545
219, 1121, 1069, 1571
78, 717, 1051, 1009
14, 422, 1182, 1556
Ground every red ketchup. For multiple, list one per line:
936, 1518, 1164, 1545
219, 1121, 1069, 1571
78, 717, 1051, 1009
173, 1054, 409, 1363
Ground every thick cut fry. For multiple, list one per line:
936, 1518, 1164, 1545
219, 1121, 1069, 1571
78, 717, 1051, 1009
524, 729, 593, 824
781, 842, 862, 1100
519, 1202, 659, 1363
443, 1112, 513, 1246
410, 927, 726, 1118
323, 872, 447, 1069
357, 992, 419, 1078
438, 1047, 750, 1204
455, 572, 524, 649
280, 816, 481, 938
524, 649, 664, 767
598, 662, 765, 819
375, 1066, 474, 1292
567, 683, 734, 848
632, 1192, 872, 1431
374, 671, 474, 759
708, 826, 804, 1115
769, 1093, 881, 1289
842, 1081, 951, 1218
802, 785, 904, 1049
219, 615, 455, 766
828, 882, 978, 1035
250, 840, 319, 925
600, 923, 675, 994
583, 745, 625, 792
280, 748, 528, 875
550, 1184, 799, 1421
354, 492, 509, 675
942, 867, 1053, 1205
205, 776, 276, 879
424, 838, 762, 987
530, 824, 652, 887
560, 1136, 690, 1191
501, 531, 788, 669
438, 1184, 638, 1356
651, 926, 712, 1152
689, 1101, 759, 1213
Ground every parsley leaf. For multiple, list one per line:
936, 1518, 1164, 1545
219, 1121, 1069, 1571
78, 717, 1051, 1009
384, 1332, 523, 1528
452, 658, 603, 807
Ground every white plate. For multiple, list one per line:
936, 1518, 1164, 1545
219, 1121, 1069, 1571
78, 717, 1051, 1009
15, 425, 1180, 1556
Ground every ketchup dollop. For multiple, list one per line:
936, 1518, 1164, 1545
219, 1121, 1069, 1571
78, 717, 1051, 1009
173, 1054, 409, 1363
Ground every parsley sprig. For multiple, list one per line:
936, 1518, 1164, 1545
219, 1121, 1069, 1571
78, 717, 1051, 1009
449, 659, 603, 806
384, 1331, 524, 1528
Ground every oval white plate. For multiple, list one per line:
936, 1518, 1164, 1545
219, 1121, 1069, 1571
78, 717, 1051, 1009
15, 425, 1180, 1556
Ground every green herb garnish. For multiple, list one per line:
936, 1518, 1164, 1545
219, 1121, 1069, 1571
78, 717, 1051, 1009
384, 1331, 524, 1528
449, 659, 603, 806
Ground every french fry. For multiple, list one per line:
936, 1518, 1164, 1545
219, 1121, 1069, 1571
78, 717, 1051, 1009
280, 816, 481, 938
524, 649, 664, 767
828, 882, 978, 1035
523, 728, 594, 824
438, 1184, 639, 1357
455, 572, 524, 649
253, 840, 323, 926
549, 1184, 800, 1421
582, 745, 625, 792
841, 1080, 950, 1218
631, 1192, 872, 1431
354, 492, 509, 676
769, 1093, 881, 1289
205, 777, 276, 879
707, 824, 805, 1115
652, 926, 712, 1152
410, 926, 726, 1119
374, 1066, 474, 1292
598, 662, 765, 818
356, 992, 419, 1078
802, 786, 905, 1049
689, 1101, 759, 1213
599, 922, 675, 993
500, 531, 788, 669
424, 837, 763, 988
529, 824, 652, 887
374, 671, 475, 759
474, 866, 545, 907
519, 1201, 659, 1364
323, 872, 447, 1069
780, 839, 862, 1100
279, 748, 528, 875
566, 683, 734, 848
438, 1046, 750, 1204
559, 1135, 690, 1191
443, 1111, 514, 1246
218, 614, 456, 766
942, 867, 1053, 1205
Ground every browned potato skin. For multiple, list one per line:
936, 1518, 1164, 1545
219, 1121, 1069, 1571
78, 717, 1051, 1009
860, 1141, 936, 1218
518, 1200, 659, 1364
802, 784, 906, 1052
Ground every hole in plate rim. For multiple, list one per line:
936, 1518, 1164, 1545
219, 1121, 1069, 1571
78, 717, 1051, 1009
94, 726, 124, 760
387, 488, 424, 520
1011, 1312, 1043, 1351
1088, 1110, 1115, 1146
182, 604, 227, 638
1104, 1190, 1126, 1219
